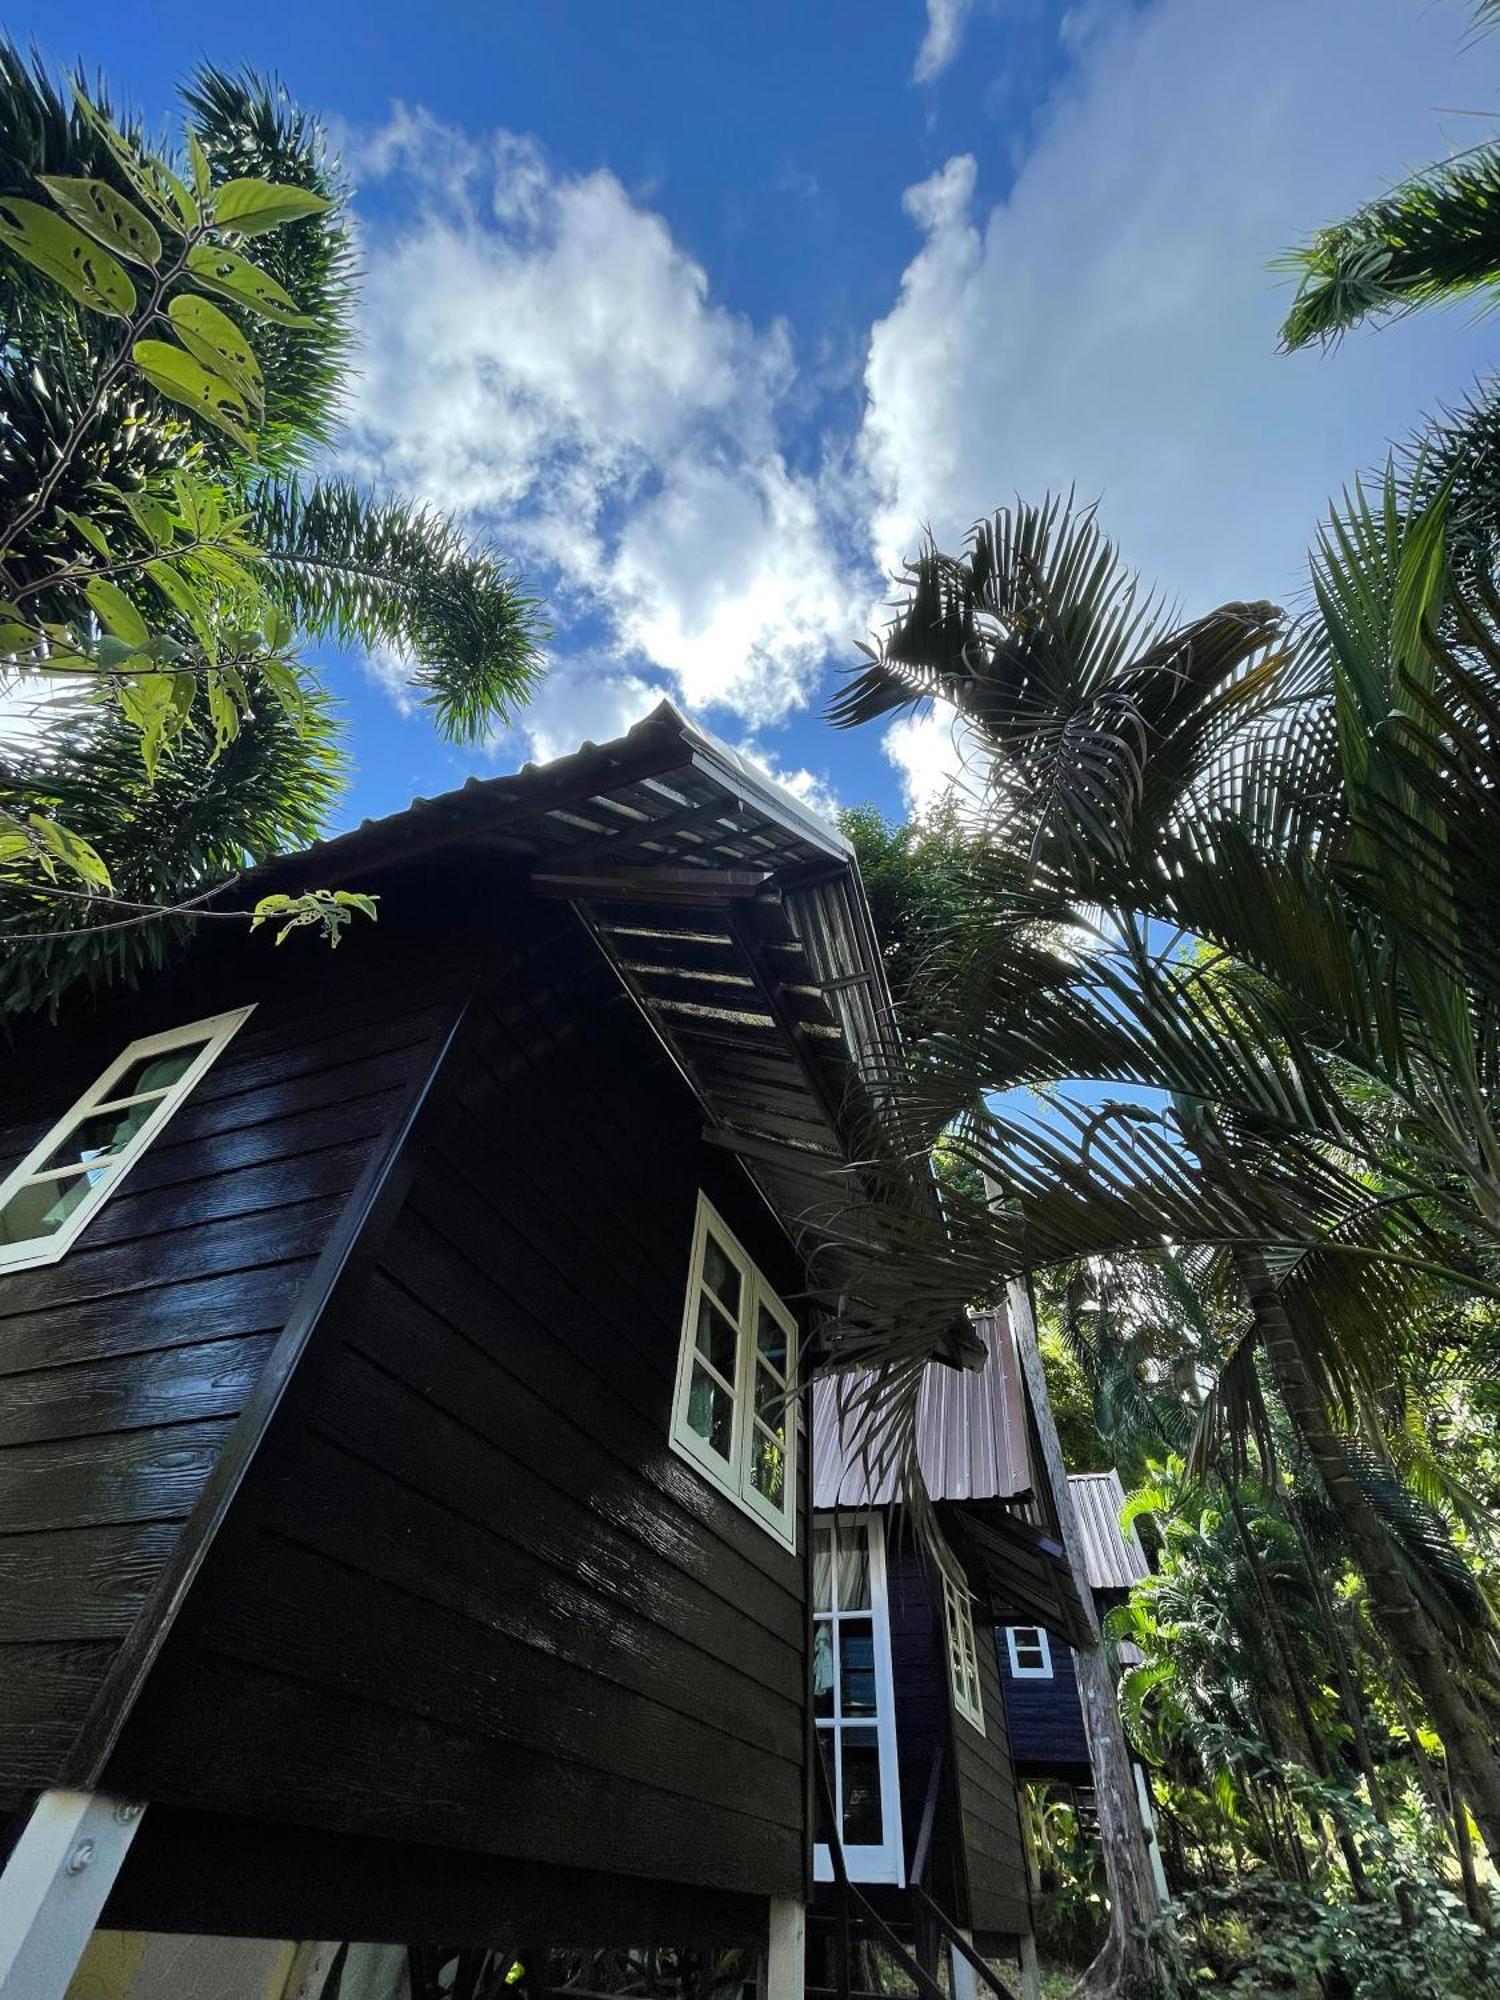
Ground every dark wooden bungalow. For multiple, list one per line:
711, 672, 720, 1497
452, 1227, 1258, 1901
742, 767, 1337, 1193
994, 1470, 1168, 1903
808, 1313, 1091, 2000
995, 1471, 1149, 1784
0, 703, 1000, 2000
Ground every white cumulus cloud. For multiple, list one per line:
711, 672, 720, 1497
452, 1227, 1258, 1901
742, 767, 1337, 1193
338, 112, 859, 743
868, 0, 1500, 613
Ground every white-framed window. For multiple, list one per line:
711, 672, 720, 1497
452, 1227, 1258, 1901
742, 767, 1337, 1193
0, 1007, 253, 1273
669, 1192, 798, 1550
942, 1570, 987, 1734
813, 1512, 905, 1885
1004, 1623, 1054, 1680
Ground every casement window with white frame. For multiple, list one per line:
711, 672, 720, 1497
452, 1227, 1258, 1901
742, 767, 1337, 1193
812, 1512, 904, 1885
668, 1193, 798, 1550
1004, 1624, 1054, 1680
0, 1008, 253, 1273
941, 1569, 987, 1734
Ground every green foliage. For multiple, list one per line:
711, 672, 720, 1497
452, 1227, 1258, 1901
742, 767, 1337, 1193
837, 798, 978, 1043
0, 46, 547, 1010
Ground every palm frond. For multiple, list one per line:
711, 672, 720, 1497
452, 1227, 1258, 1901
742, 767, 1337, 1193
1280, 141, 1500, 351
251, 480, 548, 741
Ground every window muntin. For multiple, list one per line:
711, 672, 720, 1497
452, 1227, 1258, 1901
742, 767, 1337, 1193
813, 1513, 905, 1885
670, 1193, 798, 1547
1005, 1623, 1054, 1680
0, 1008, 253, 1272
942, 1570, 987, 1734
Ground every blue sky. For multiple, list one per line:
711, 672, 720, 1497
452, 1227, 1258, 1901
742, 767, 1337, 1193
24, 0, 1500, 834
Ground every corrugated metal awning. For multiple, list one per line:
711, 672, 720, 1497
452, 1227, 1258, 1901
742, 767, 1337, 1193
812, 1313, 1029, 1507
1067, 1471, 1150, 1593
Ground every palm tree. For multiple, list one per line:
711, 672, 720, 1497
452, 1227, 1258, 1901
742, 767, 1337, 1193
828, 491, 1500, 1857
0, 49, 544, 1005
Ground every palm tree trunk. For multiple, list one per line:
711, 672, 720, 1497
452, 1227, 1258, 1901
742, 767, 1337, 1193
1231, 1243, 1500, 1859
1007, 1279, 1164, 1998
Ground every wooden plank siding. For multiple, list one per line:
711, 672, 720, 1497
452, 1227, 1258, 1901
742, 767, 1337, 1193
885, 1542, 1030, 1942
994, 1628, 1090, 1776
103, 895, 813, 1910
0, 927, 470, 1808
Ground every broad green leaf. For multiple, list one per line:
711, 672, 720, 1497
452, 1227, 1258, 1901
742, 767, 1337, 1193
205, 669, 242, 756
147, 556, 217, 661
85, 577, 149, 646
257, 654, 306, 721
28, 812, 112, 889
71, 88, 193, 234
131, 338, 258, 451
0, 621, 37, 652
167, 295, 264, 413
212, 176, 332, 237
185, 242, 315, 326
122, 490, 175, 549
334, 891, 379, 920
37, 176, 162, 267
187, 129, 212, 199
117, 669, 176, 778
94, 634, 140, 669
263, 605, 293, 652
57, 508, 111, 559
0, 196, 134, 317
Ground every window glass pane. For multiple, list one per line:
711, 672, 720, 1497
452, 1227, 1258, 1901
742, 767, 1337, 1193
813, 1526, 833, 1612
754, 1357, 785, 1419
0, 1168, 106, 1246
686, 1363, 733, 1459
694, 1293, 738, 1381
756, 1302, 787, 1377
813, 1625, 835, 1716
104, 1046, 201, 1103
836, 1523, 870, 1610
750, 1423, 786, 1506
841, 1729, 884, 1847
815, 1730, 835, 1845
39, 1100, 158, 1173
838, 1619, 877, 1716
700, 1233, 742, 1319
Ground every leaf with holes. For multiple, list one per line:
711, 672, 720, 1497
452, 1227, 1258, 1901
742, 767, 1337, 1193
85, 577, 149, 647
166, 295, 264, 415
0, 196, 134, 316
185, 242, 314, 326
132, 338, 258, 450
37, 176, 162, 267
29, 813, 112, 888
212, 176, 332, 237
71, 88, 196, 232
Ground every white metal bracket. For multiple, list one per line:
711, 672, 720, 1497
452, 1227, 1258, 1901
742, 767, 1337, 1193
0, 1789, 146, 2000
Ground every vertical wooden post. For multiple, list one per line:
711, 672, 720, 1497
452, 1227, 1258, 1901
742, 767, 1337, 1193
767, 1897, 806, 2000
1017, 1934, 1043, 2000
949, 1928, 979, 2000
0, 1790, 145, 2000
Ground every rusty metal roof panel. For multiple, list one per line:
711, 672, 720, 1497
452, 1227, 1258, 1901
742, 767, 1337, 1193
1067, 1470, 1149, 1592
812, 1310, 1031, 1509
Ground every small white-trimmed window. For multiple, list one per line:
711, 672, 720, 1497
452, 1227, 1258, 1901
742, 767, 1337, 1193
1005, 1624, 1054, 1680
0, 1007, 253, 1273
669, 1192, 798, 1550
942, 1570, 986, 1734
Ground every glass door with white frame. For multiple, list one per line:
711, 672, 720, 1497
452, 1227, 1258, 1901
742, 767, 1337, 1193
812, 1512, 904, 1886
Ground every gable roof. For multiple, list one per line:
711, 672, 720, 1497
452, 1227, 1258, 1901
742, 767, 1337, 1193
1067, 1471, 1150, 1593
246, 698, 981, 1368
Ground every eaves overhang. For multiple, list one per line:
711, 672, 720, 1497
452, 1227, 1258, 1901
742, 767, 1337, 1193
242, 700, 982, 1370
